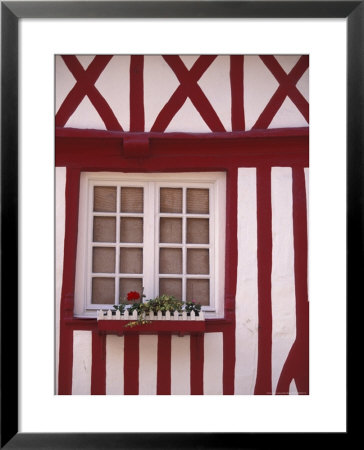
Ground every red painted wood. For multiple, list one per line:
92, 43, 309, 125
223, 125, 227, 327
58, 325, 73, 395
91, 332, 106, 395
254, 166, 273, 395
56, 136, 308, 169
130, 55, 145, 132
58, 168, 81, 395
230, 55, 245, 131
97, 320, 206, 334
157, 335, 171, 395
190, 335, 204, 395
253, 55, 309, 129
222, 168, 238, 394
276, 167, 309, 395
56, 126, 308, 140
223, 326, 236, 395
123, 335, 139, 394
151, 56, 225, 132
56, 55, 123, 131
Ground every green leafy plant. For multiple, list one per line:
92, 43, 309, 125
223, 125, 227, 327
112, 291, 202, 328
184, 300, 202, 315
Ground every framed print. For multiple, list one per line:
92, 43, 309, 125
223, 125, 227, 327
1, 1, 357, 447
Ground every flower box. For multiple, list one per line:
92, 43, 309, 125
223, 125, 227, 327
97, 310, 206, 336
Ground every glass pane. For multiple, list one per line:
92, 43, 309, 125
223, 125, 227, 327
119, 278, 143, 303
160, 218, 182, 243
92, 247, 115, 273
93, 217, 116, 242
120, 217, 143, 243
93, 186, 116, 212
92, 277, 115, 304
120, 248, 143, 274
186, 279, 210, 306
120, 187, 143, 213
160, 188, 182, 213
159, 248, 182, 274
186, 218, 209, 244
187, 188, 209, 214
159, 278, 182, 300
187, 249, 209, 274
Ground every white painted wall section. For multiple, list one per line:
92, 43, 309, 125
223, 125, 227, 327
55, 167, 66, 394
106, 335, 124, 395
203, 332, 223, 395
171, 336, 191, 395
289, 379, 299, 395
139, 335, 158, 395
271, 167, 296, 394
72, 330, 92, 395
235, 168, 259, 394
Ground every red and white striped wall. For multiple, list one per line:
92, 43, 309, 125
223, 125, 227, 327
55, 54, 309, 395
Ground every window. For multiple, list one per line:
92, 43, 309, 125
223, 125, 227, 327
74, 172, 226, 319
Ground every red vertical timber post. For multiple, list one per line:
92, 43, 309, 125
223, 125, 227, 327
157, 335, 172, 395
223, 167, 238, 394
91, 332, 106, 395
254, 165, 273, 395
129, 55, 145, 132
123, 335, 139, 395
230, 55, 245, 131
190, 334, 204, 395
58, 168, 81, 395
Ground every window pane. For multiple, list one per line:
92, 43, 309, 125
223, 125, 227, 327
93, 217, 116, 242
186, 218, 209, 244
187, 249, 209, 274
160, 218, 182, 243
120, 187, 143, 213
92, 247, 115, 273
93, 186, 116, 212
120, 248, 143, 274
120, 217, 143, 243
92, 277, 115, 304
119, 278, 143, 303
160, 188, 182, 213
187, 188, 209, 214
159, 278, 182, 300
186, 279, 210, 306
159, 248, 182, 274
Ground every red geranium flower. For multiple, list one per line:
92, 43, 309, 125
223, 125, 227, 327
127, 291, 141, 301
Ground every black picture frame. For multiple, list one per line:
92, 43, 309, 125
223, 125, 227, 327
1, 1, 356, 448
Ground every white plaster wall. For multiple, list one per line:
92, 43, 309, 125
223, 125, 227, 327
106, 335, 124, 395
235, 168, 258, 394
171, 335, 191, 395
203, 332, 223, 395
55, 55, 309, 132
72, 330, 92, 395
55, 167, 66, 394
271, 167, 296, 394
139, 335, 158, 395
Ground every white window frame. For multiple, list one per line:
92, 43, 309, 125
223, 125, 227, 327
74, 172, 226, 319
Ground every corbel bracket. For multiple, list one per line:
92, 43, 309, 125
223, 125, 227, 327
122, 134, 150, 158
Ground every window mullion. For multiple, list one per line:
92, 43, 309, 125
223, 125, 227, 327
182, 186, 187, 302
143, 181, 155, 300
115, 184, 121, 305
